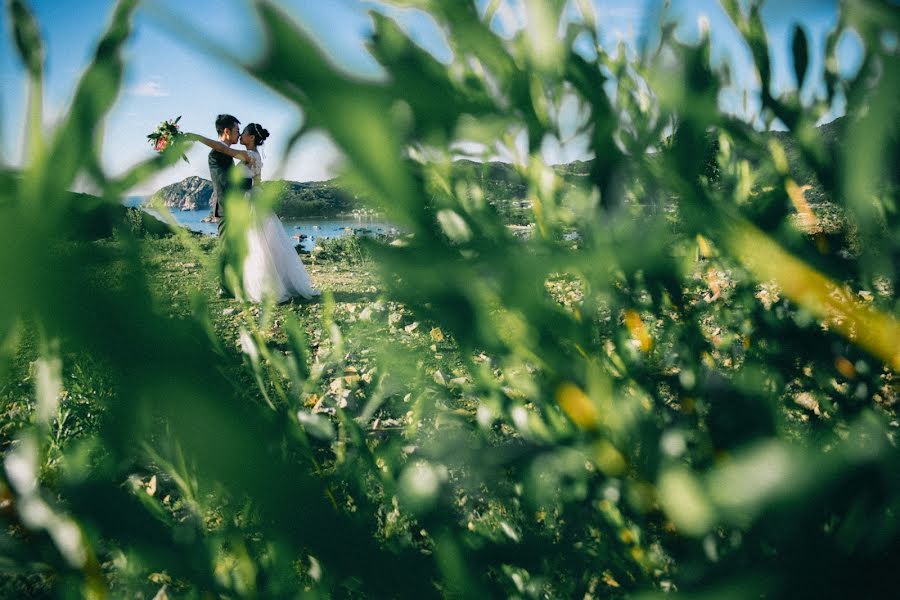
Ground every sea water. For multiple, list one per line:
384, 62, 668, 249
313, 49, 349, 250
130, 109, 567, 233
125, 197, 393, 251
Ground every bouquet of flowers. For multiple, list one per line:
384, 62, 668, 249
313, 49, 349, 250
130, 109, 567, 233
147, 116, 188, 162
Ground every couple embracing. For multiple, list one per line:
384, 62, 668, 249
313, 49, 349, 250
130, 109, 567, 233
187, 114, 320, 303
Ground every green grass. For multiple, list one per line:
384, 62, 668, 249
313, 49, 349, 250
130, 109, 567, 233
2, 226, 894, 597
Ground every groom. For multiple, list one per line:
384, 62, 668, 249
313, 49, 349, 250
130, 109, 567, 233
208, 113, 241, 295
208, 113, 241, 231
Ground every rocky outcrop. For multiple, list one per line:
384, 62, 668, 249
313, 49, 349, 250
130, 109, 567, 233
152, 176, 212, 211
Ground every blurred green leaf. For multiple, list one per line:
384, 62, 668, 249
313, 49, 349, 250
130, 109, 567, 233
791, 24, 810, 91
8, 0, 43, 78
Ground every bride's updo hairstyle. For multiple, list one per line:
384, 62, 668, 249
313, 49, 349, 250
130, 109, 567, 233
246, 123, 270, 145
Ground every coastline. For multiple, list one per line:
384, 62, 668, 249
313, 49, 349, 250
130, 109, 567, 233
128, 198, 394, 250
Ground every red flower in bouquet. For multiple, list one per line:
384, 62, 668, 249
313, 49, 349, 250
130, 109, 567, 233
147, 116, 188, 162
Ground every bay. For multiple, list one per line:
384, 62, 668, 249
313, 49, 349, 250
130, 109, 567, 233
124, 196, 394, 251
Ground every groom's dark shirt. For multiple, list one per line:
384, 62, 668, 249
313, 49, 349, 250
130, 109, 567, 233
208, 148, 234, 221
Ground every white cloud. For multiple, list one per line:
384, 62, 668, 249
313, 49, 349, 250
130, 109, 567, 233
129, 77, 170, 97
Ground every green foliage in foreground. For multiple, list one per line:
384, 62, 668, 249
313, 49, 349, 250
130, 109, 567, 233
1, 0, 899, 598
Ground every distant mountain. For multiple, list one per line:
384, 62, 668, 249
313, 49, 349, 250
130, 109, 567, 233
150, 176, 358, 217
149, 119, 840, 222
264, 180, 357, 218
148, 160, 587, 222
766, 117, 844, 204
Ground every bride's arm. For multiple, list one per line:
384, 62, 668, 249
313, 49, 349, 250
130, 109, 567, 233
185, 133, 251, 162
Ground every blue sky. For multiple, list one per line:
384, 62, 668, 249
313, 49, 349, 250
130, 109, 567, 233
1, 0, 860, 195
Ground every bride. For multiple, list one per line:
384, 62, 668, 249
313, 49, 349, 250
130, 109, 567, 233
188, 123, 320, 303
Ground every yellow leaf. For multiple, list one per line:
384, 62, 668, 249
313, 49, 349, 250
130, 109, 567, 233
555, 382, 600, 430
696, 234, 712, 258
623, 309, 652, 352
786, 179, 818, 230
730, 223, 900, 370
602, 571, 620, 587
834, 356, 856, 379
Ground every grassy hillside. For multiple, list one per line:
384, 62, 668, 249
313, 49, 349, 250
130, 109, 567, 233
2, 211, 894, 596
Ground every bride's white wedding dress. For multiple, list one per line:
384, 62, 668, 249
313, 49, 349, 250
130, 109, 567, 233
241, 150, 320, 303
